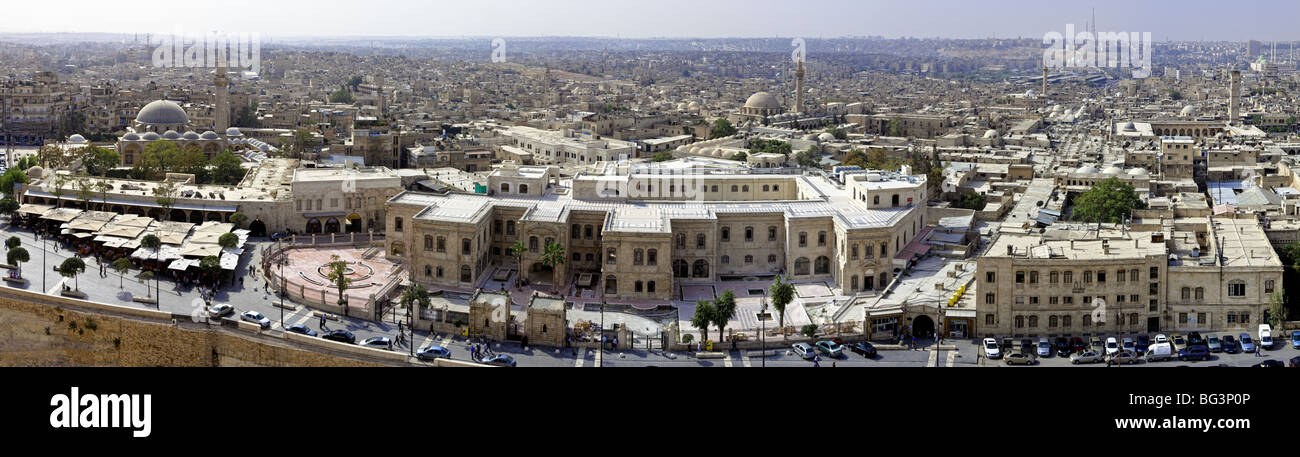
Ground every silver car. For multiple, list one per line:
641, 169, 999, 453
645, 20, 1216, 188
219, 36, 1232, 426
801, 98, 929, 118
792, 343, 816, 359
1070, 351, 1104, 364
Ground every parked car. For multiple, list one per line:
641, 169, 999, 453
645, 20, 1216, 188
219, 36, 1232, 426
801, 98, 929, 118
1252, 360, 1284, 368
1020, 339, 1034, 355
1037, 338, 1052, 357
1259, 324, 1274, 349
1145, 343, 1174, 362
1240, 333, 1257, 353
416, 345, 451, 360
1187, 332, 1205, 347
1135, 335, 1150, 355
1089, 337, 1104, 351
1178, 345, 1211, 362
1291, 332, 1300, 350
480, 354, 517, 367
285, 323, 317, 337
1121, 337, 1136, 353
982, 338, 1001, 359
1220, 335, 1239, 353
321, 329, 356, 344
1071, 337, 1088, 353
1154, 334, 1169, 345
1005, 353, 1036, 365
207, 304, 234, 318
1206, 334, 1222, 353
1171, 334, 1186, 352
814, 340, 844, 358
849, 341, 877, 358
1104, 337, 1120, 355
1000, 338, 1014, 355
792, 343, 816, 359
1070, 351, 1104, 364
361, 337, 393, 350
1106, 351, 1140, 365
240, 310, 271, 329
1054, 337, 1072, 357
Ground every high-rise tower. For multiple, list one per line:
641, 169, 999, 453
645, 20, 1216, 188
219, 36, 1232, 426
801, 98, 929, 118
214, 64, 229, 132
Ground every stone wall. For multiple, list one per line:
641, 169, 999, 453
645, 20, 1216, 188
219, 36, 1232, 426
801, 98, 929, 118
0, 289, 388, 367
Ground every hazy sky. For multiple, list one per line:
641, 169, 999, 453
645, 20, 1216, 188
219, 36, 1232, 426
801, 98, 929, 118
4, 0, 1293, 41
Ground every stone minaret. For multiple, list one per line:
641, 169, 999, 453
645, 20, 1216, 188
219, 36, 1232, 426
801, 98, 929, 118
1229, 70, 1241, 125
214, 64, 229, 132
376, 76, 386, 118
794, 58, 805, 114
1042, 65, 1048, 95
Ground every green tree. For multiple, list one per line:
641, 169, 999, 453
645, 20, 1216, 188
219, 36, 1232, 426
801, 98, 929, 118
218, 232, 239, 251
652, 151, 673, 162
58, 257, 86, 291
958, 193, 986, 210
199, 255, 222, 287
112, 257, 131, 289
139, 271, 154, 298
346, 75, 364, 91
730, 151, 748, 162
228, 212, 248, 229
690, 300, 714, 345
6, 246, 27, 278
140, 234, 162, 300
509, 240, 527, 285
0, 197, 18, 220
153, 181, 178, 221
399, 283, 432, 316
0, 168, 28, 197
1268, 291, 1288, 330
708, 118, 737, 139
5, 236, 19, 250
800, 324, 819, 339
711, 290, 737, 342
233, 101, 261, 128
211, 152, 246, 185
795, 146, 822, 169
886, 119, 902, 137
74, 178, 93, 210
828, 126, 847, 140
541, 241, 566, 293
329, 88, 355, 104
769, 275, 794, 338
1071, 177, 1146, 224
80, 146, 120, 176
325, 254, 353, 308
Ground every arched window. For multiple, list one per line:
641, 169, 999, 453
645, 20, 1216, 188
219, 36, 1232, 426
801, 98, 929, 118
436, 266, 443, 278
506, 221, 516, 235
519, 184, 529, 193
1014, 316, 1024, 328
721, 227, 730, 242
393, 217, 403, 232
572, 224, 581, 239
529, 236, 539, 252
696, 233, 706, 248
1062, 315, 1071, 327
424, 265, 432, 277
459, 265, 471, 283
1181, 287, 1190, 300
1195, 287, 1204, 300
794, 257, 810, 275
1049, 316, 1058, 327
633, 249, 644, 265
1028, 316, 1038, 327
814, 256, 830, 275
605, 276, 617, 294
745, 226, 754, 242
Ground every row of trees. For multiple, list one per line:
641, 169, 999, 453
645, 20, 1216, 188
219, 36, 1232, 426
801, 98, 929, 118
689, 275, 796, 344
128, 140, 244, 185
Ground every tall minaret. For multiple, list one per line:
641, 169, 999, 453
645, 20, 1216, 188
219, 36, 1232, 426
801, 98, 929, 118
376, 76, 386, 119
1042, 65, 1048, 95
794, 58, 805, 114
214, 64, 229, 132
1229, 70, 1241, 125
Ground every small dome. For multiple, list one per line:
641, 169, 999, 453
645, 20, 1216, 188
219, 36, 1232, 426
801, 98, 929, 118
1122, 122, 1137, 132
200, 131, 219, 140
182, 131, 200, 140
162, 130, 180, 139
1128, 168, 1149, 176
141, 132, 161, 141
817, 132, 836, 142
67, 134, 86, 143
136, 100, 189, 126
225, 127, 243, 137
983, 129, 999, 139
122, 132, 140, 141
26, 166, 43, 179
1101, 165, 1123, 176
1180, 105, 1198, 116
1076, 165, 1099, 174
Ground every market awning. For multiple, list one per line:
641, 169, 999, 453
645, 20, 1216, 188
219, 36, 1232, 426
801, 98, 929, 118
16, 203, 52, 215
945, 309, 977, 318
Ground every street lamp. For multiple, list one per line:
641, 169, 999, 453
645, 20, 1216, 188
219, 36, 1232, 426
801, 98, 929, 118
758, 299, 772, 368
599, 300, 605, 368
277, 253, 288, 329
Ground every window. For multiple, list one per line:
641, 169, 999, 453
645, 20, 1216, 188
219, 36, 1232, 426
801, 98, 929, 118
519, 184, 528, 193
745, 227, 754, 242
767, 254, 777, 263
500, 183, 510, 193
1083, 271, 1092, 283
873, 195, 880, 205
987, 272, 996, 283
1049, 271, 1058, 284
1130, 269, 1139, 282
1015, 271, 1025, 284
1116, 270, 1125, 282
818, 231, 827, 246
1150, 267, 1158, 280
572, 253, 581, 261
1241, 314, 1250, 324
1029, 271, 1039, 284
647, 249, 657, 266
851, 245, 859, 260
1082, 315, 1091, 327
1063, 296, 1073, 304
798, 232, 807, 247
1194, 287, 1204, 300
696, 234, 706, 249
1049, 296, 1059, 305
635, 281, 643, 293
744, 255, 753, 264
394, 217, 403, 232
633, 249, 644, 265
648, 281, 656, 293
1181, 287, 1190, 300
768, 226, 777, 240
742, 185, 749, 192
436, 266, 443, 278
1228, 281, 1246, 297
731, 185, 738, 192
1049, 316, 1058, 327
985, 293, 995, 305
762, 185, 770, 192
721, 227, 730, 242
1014, 316, 1024, 328
494, 220, 502, 234
986, 314, 995, 325
606, 249, 616, 264
506, 221, 516, 235
1266, 280, 1275, 293
529, 236, 538, 252
459, 265, 471, 283
462, 238, 471, 255
721, 255, 730, 264
572, 224, 581, 239
584, 225, 593, 239
677, 234, 686, 249
1028, 316, 1038, 328
1062, 316, 1071, 328
424, 235, 434, 251
424, 265, 432, 277
1029, 296, 1039, 304
1096, 271, 1105, 283
1063, 271, 1072, 283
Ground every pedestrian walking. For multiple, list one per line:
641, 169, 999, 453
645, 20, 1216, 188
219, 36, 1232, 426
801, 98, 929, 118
1256, 345, 1262, 357
812, 355, 820, 367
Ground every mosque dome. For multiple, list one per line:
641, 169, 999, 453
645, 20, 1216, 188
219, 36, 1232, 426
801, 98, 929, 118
26, 166, 43, 180
67, 134, 86, 143
162, 130, 181, 140
1101, 165, 1123, 176
1121, 122, 1137, 132
182, 131, 200, 140
1180, 105, 1198, 116
983, 129, 999, 139
136, 100, 189, 126
817, 132, 836, 142
225, 127, 243, 137
142, 132, 161, 141
1128, 168, 1149, 176
744, 92, 782, 110
122, 132, 140, 141
200, 131, 220, 140
1076, 165, 1099, 174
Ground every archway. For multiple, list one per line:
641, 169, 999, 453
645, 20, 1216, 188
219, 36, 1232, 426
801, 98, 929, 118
346, 214, 362, 233
530, 262, 554, 283
324, 218, 341, 234
673, 259, 688, 278
912, 315, 935, 338
305, 219, 322, 234
248, 219, 267, 237
188, 210, 204, 223
692, 259, 709, 278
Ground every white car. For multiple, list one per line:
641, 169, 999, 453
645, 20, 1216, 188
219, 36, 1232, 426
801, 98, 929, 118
1121, 337, 1136, 353
207, 303, 234, 318
1104, 337, 1120, 355
792, 343, 816, 359
1154, 334, 1168, 345
1259, 324, 1274, 349
240, 310, 271, 329
983, 338, 1001, 359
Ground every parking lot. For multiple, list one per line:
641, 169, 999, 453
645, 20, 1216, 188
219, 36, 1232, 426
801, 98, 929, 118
965, 334, 1300, 367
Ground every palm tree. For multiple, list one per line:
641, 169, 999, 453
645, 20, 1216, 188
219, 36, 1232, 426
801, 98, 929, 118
325, 254, 353, 311
690, 300, 714, 346
509, 240, 526, 288
769, 275, 794, 340
540, 241, 566, 293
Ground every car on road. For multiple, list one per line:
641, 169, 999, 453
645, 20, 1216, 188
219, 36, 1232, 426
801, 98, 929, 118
1178, 345, 1211, 362
1054, 337, 1072, 357
1005, 353, 1036, 365
1221, 335, 1239, 354
1292, 332, 1300, 350
1121, 337, 1136, 353
814, 340, 844, 358
848, 342, 877, 358
1154, 334, 1169, 345
1070, 351, 1104, 364
1259, 324, 1274, 349
270, 232, 288, 241
1090, 337, 1104, 351
792, 342, 816, 359
1106, 351, 1140, 365
321, 329, 356, 344
360, 337, 393, 350
1135, 335, 1150, 355
1036, 338, 1052, 357
285, 323, 317, 337
207, 304, 234, 318
1145, 343, 1174, 362
1104, 337, 1120, 355
1071, 337, 1088, 353
416, 345, 451, 360
1252, 360, 1284, 367
240, 310, 271, 329
1206, 334, 1222, 353
480, 354, 517, 367
1240, 333, 1257, 353
983, 338, 1001, 359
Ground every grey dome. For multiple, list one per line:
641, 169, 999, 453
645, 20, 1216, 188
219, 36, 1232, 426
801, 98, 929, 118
141, 132, 161, 141
744, 92, 781, 110
136, 100, 189, 126
162, 130, 181, 140
67, 134, 86, 143
122, 132, 140, 141
182, 131, 200, 140
225, 127, 243, 137
200, 131, 219, 140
